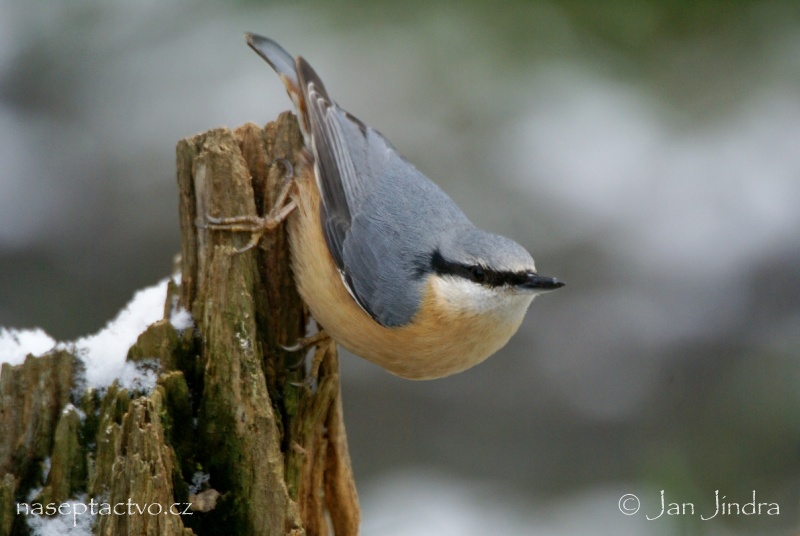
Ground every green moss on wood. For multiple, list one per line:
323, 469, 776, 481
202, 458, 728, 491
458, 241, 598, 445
0, 473, 17, 536
39, 406, 86, 505
157, 371, 194, 496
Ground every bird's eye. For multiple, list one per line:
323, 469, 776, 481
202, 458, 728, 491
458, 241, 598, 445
470, 266, 487, 283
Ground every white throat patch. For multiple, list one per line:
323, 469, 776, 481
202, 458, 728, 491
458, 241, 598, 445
431, 274, 535, 320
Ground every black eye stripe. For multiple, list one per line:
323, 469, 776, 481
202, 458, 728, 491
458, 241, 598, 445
431, 250, 530, 287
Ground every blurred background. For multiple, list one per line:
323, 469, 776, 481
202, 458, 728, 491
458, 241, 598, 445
1, 0, 799, 534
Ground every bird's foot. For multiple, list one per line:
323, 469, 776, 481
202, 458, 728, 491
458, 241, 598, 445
285, 330, 333, 389
199, 159, 296, 253
281, 330, 332, 354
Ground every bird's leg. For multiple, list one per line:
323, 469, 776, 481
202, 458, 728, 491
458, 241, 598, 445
202, 159, 296, 252
282, 330, 332, 354
285, 329, 334, 389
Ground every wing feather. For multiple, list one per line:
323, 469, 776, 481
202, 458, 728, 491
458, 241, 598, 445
296, 58, 470, 326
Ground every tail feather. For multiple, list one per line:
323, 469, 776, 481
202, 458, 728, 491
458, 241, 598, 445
245, 33, 310, 139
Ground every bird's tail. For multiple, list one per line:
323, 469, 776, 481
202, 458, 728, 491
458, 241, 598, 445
245, 33, 311, 140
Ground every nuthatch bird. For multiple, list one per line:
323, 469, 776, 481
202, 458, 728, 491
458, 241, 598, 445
227, 34, 564, 380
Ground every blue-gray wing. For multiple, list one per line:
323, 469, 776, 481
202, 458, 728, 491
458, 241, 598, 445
297, 59, 470, 327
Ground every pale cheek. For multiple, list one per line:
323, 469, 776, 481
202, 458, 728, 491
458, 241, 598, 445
434, 277, 533, 317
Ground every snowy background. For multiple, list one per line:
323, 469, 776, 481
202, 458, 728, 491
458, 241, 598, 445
1, 1, 799, 534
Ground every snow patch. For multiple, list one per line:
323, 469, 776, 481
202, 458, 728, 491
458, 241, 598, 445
0, 328, 56, 366
1, 276, 181, 392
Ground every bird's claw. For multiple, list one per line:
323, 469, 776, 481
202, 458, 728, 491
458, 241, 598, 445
281, 331, 331, 353
198, 158, 297, 251
283, 330, 333, 389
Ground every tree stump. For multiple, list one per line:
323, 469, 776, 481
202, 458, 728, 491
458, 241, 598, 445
0, 113, 359, 536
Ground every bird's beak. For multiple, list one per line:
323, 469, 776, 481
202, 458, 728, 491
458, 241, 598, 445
522, 273, 565, 292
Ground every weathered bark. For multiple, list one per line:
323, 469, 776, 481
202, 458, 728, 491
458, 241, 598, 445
95, 380, 194, 536
0, 350, 76, 481
0, 113, 359, 536
39, 404, 85, 505
0, 475, 16, 536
